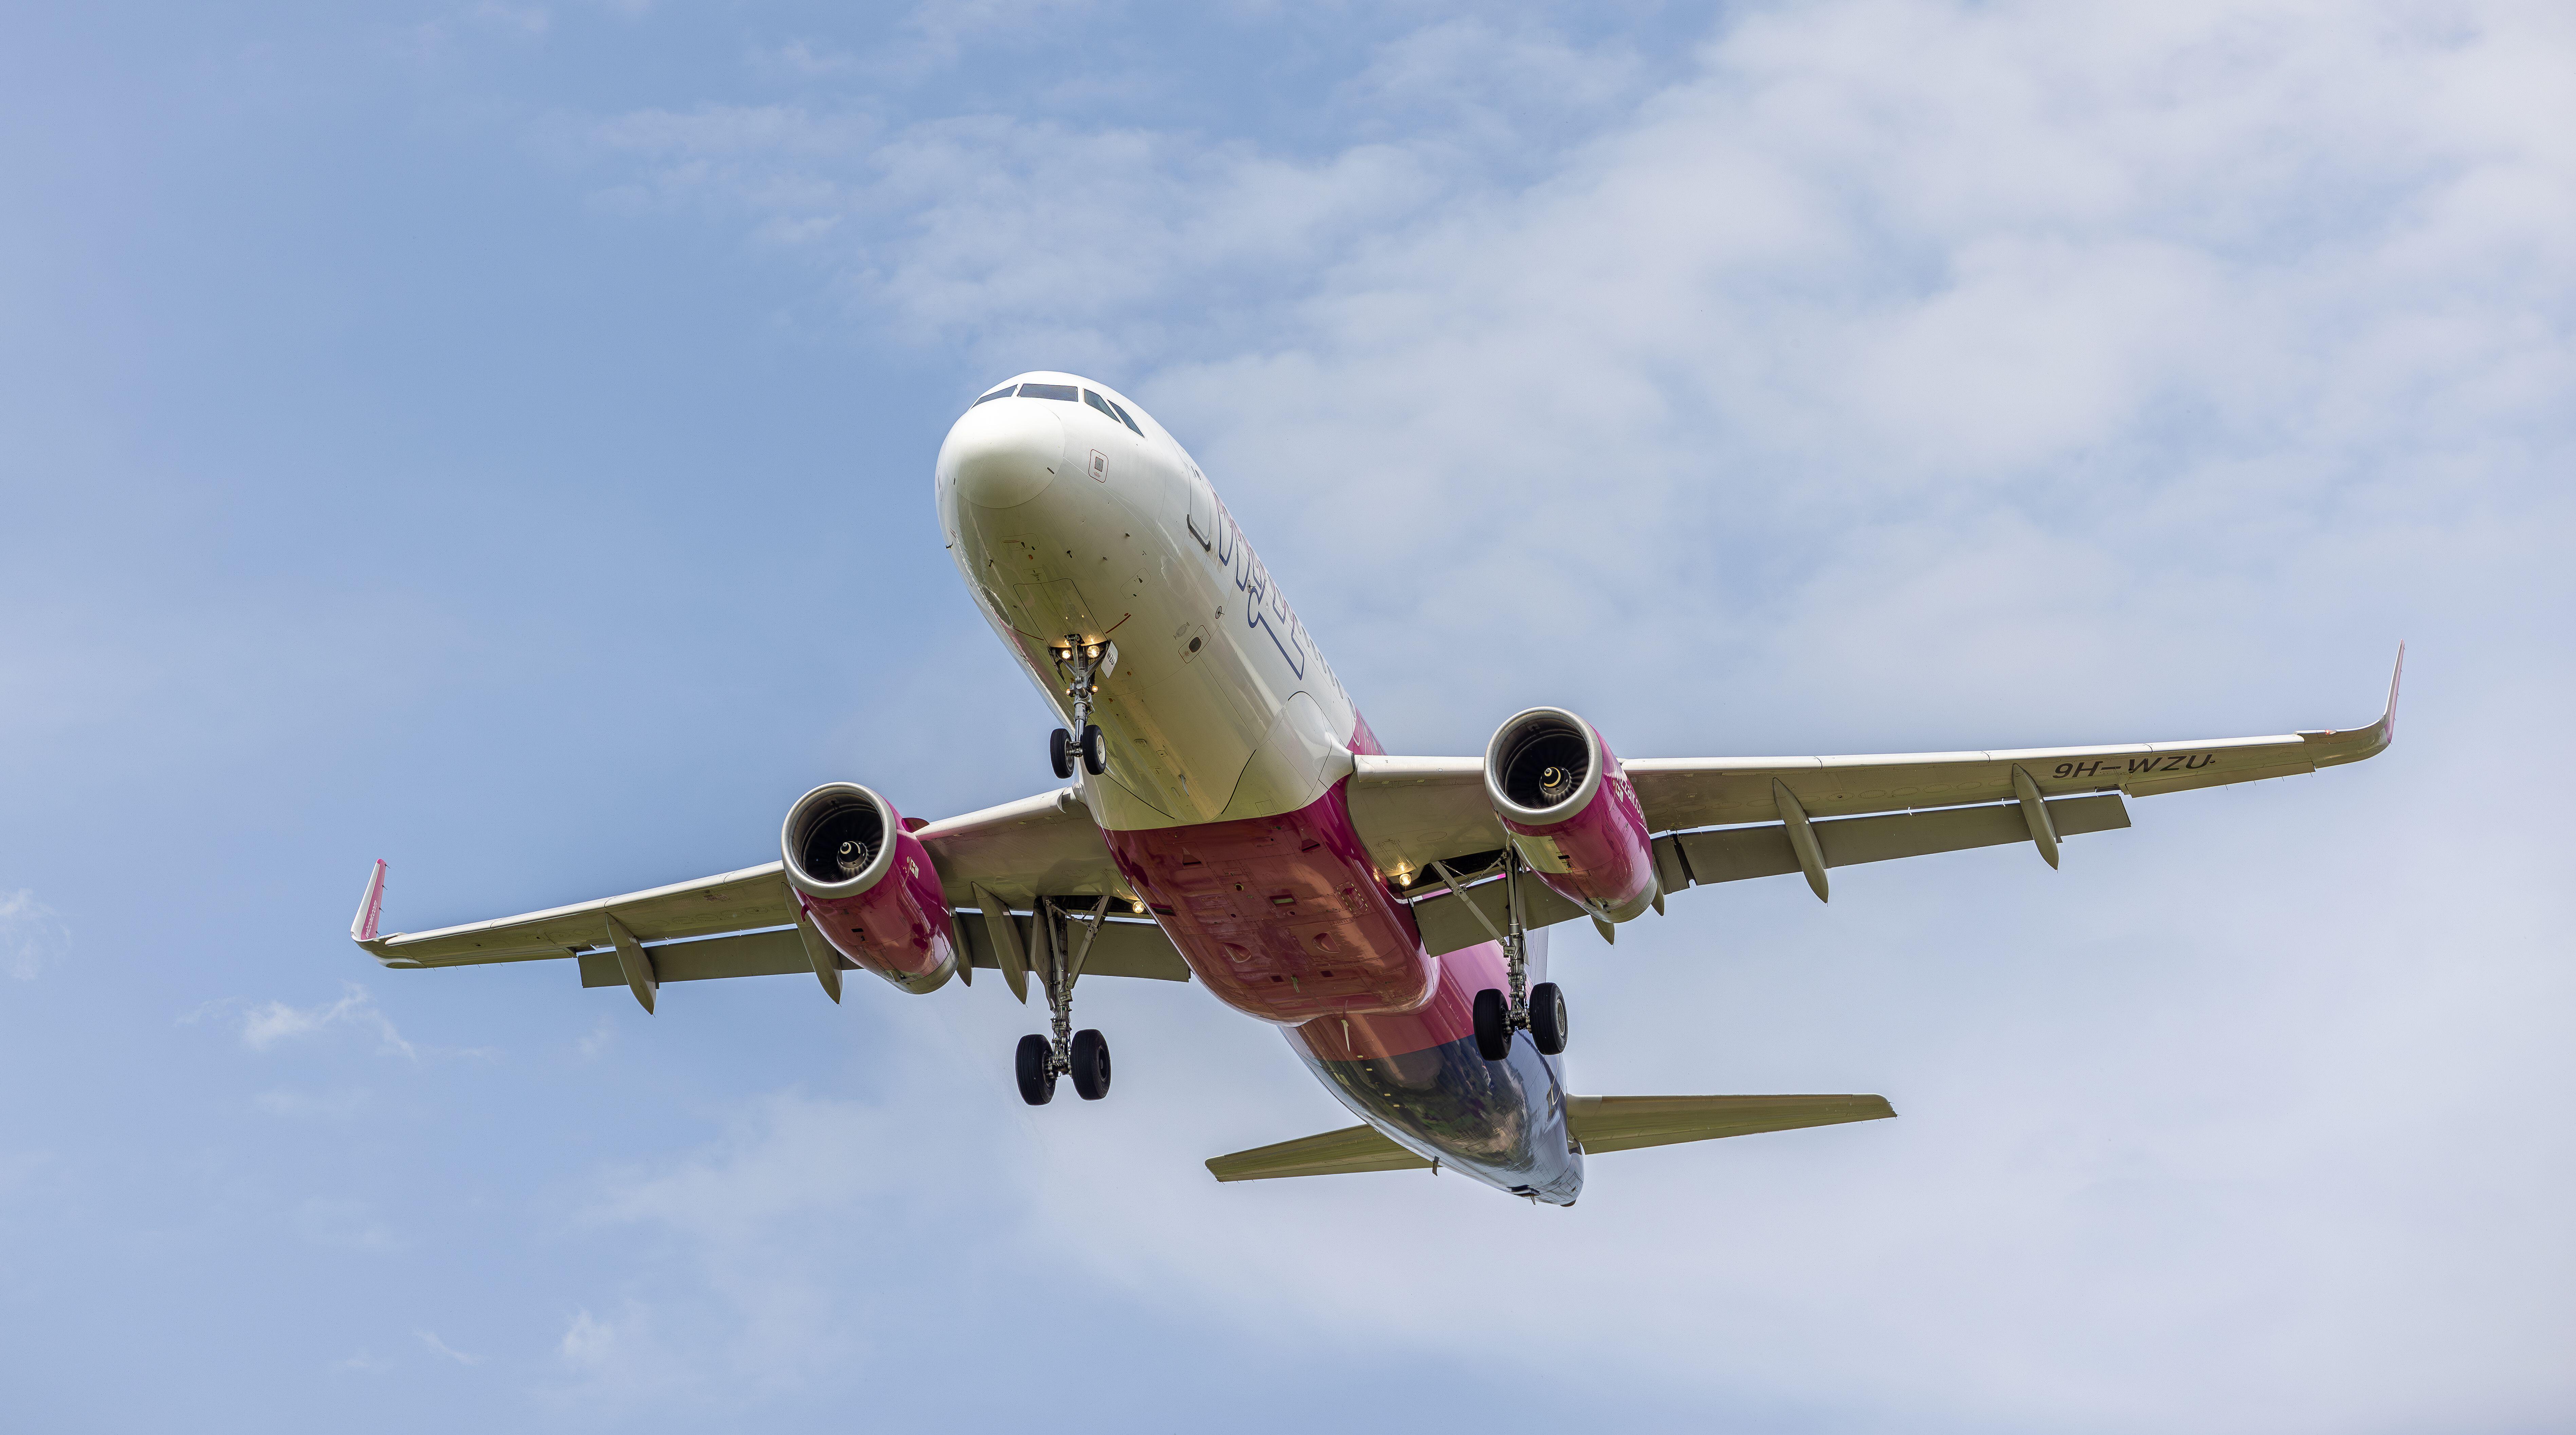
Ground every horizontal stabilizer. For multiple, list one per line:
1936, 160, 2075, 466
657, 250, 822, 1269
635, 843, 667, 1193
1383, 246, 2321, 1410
1205, 1123, 1434, 1182
1565, 1093, 1894, 1153
1204, 1092, 1894, 1182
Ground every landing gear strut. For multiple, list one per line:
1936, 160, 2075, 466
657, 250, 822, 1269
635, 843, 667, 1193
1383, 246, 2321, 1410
1434, 848, 1570, 1062
1015, 895, 1115, 1104
1045, 636, 1114, 778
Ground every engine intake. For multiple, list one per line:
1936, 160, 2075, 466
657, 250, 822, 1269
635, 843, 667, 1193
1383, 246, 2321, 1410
785, 784, 894, 896
780, 782, 961, 993
1482, 708, 1656, 924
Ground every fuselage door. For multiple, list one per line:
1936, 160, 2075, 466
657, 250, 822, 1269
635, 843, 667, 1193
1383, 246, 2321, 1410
1184, 463, 1217, 551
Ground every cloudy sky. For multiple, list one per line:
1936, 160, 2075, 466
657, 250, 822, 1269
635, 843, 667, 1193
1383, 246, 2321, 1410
4, 1, 2572, 1429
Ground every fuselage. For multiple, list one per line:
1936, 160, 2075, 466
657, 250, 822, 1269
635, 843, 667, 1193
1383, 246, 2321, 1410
935, 372, 1581, 1204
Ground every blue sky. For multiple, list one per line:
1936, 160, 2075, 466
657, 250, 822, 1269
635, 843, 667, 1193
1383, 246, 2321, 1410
4, 1, 2572, 1430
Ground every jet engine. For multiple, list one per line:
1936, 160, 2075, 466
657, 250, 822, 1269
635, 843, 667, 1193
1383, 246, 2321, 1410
780, 782, 962, 994
1482, 707, 1657, 924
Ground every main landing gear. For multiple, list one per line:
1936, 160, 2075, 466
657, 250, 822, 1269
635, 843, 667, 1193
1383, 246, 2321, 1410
1045, 635, 1115, 778
1014, 896, 1115, 1105
1437, 847, 1571, 1063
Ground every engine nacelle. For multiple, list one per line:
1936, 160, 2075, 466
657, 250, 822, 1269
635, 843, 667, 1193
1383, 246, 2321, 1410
1482, 707, 1657, 924
779, 782, 961, 994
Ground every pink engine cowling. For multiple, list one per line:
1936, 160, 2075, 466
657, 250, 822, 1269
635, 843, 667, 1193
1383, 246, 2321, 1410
780, 782, 961, 994
1482, 707, 1658, 924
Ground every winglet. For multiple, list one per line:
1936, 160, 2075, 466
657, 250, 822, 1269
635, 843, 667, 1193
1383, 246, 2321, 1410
2301, 643, 2404, 767
350, 860, 388, 945
2382, 641, 2405, 745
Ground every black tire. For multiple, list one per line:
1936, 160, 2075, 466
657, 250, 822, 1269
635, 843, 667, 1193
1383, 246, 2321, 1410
1080, 724, 1107, 776
1048, 728, 1073, 780
1015, 1034, 1056, 1105
1529, 981, 1568, 1055
1473, 988, 1511, 1061
1070, 1028, 1112, 1101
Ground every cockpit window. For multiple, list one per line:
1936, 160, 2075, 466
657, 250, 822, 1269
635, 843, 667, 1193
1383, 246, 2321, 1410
1018, 382, 1079, 402
971, 385, 1016, 406
1082, 389, 1120, 421
1105, 397, 1143, 435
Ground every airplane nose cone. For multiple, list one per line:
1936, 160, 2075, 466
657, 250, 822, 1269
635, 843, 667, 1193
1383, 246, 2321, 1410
944, 400, 1064, 509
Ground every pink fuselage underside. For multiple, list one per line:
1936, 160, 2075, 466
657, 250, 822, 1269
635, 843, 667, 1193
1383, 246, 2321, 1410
1103, 718, 1582, 1202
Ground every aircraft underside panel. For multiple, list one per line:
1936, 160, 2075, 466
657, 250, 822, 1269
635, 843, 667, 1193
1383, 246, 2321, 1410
1290, 1033, 1581, 1204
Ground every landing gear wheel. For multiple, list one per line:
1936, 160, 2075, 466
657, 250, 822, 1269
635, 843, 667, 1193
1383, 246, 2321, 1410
1070, 1028, 1112, 1100
1529, 981, 1568, 1056
1473, 988, 1511, 1061
1048, 728, 1074, 780
1079, 724, 1107, 776
1015, 1034, 1057, 1105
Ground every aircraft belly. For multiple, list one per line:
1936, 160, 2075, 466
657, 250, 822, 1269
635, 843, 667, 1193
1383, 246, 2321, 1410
1290, 1033, 1582, 1206
1110, 779, 1438, 1023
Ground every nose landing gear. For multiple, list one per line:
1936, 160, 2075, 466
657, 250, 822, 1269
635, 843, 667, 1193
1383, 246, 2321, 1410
1045, 637, 1115, 778
1013, 896, 1116, 1105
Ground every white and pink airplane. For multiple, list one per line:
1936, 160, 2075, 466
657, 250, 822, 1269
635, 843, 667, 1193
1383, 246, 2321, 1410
349, 372, 2400, 1206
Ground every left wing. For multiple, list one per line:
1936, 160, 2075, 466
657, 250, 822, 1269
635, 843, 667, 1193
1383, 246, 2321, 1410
1349, 649, 2400, 951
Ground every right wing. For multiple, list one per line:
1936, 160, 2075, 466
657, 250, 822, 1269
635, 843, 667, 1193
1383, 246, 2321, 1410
351, 784, 1187, 997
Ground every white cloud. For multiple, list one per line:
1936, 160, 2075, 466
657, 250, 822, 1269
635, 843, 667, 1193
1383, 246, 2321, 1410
570, 1090, 914, 1392
545, 1074, 1031, 1410
529, 2, 2576, 1427
0, 889, 68, 981
192, 984, 494, 1062
231, 985, 419, 1059
558, 1306, 617, 1366
416, 1328, 483, 1365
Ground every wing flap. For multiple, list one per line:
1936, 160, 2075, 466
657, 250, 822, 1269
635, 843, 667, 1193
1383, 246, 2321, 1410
1565, 1093, 1896, 1154
1668, 792, 2129, 889
576, 928, 810, 988
1205, 1123, 1432, 1182
1405, 794, 2129, 955
954, 909, 1193, 983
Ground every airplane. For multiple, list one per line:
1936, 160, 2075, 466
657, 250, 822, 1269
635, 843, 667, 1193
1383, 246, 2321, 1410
347, 370, 2402, 1207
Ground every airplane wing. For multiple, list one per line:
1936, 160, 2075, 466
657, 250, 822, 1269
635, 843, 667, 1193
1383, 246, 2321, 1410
1351, 649, 2401, 954
351, 784, 1186, 997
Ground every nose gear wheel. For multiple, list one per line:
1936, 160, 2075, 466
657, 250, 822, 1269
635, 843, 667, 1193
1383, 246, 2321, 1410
1044, 636, 1116, 779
